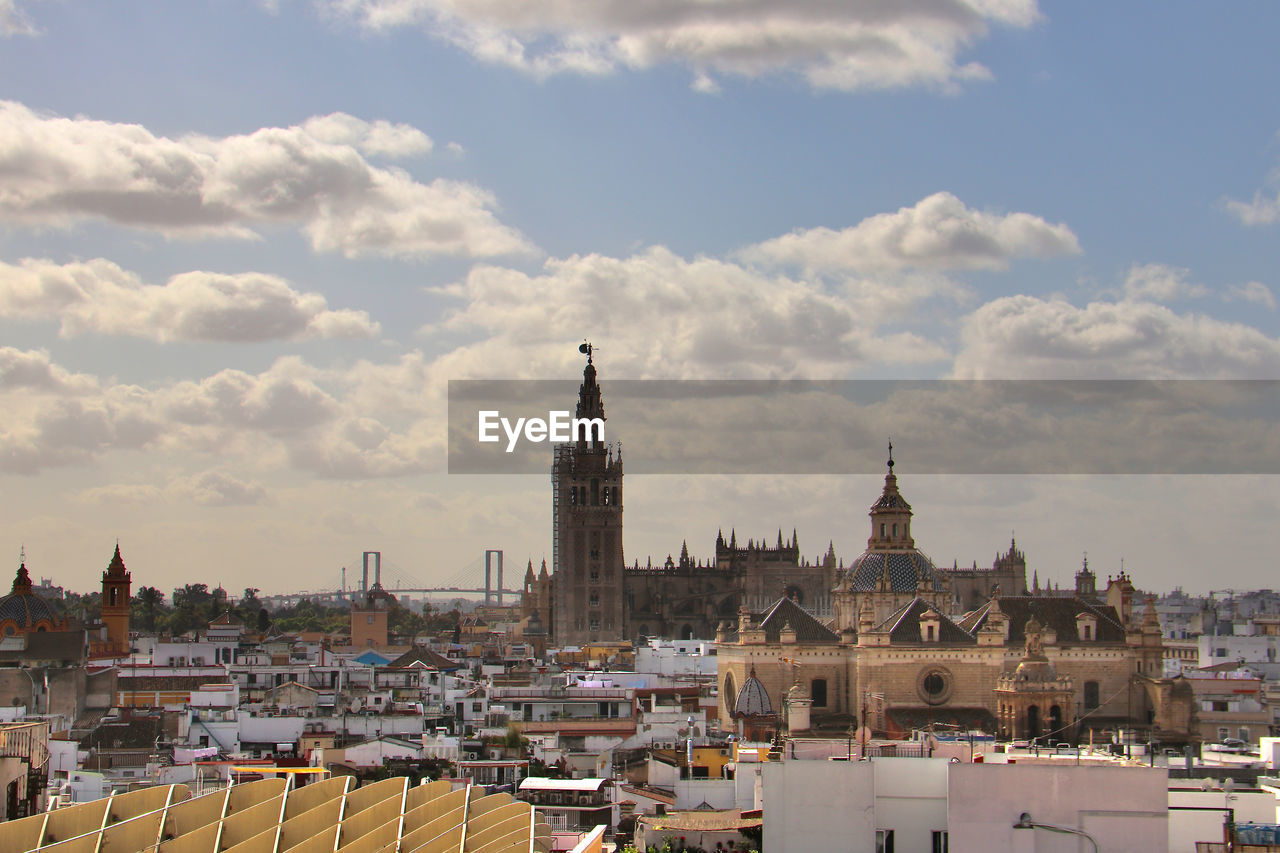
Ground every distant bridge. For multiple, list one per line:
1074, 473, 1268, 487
259, 550, 525, 609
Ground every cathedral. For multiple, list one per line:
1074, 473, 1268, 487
517, 347, 1197, 743
714, 461, 1195, 744
521, 349, 1037, 647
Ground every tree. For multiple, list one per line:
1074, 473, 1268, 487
136, 586, 164, 632
256, 607, 271, 633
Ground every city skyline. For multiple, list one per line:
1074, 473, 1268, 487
2, 2, 1280, 595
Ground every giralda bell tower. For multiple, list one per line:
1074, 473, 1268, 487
551, 343, 624, 646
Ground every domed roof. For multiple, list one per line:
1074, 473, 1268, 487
842, 444, 941, 593
0, 560, 64, 631
733, 667, 774, 717
845, 549, 939, 593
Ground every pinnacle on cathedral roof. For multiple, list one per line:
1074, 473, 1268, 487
871, 439, 912, 512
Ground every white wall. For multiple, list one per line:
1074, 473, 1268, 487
948, 764, 1167, 853
874, 758, 950, 852
1169, 788, 1278, 853
762, 761, 876, 853
674, 777, 737, 810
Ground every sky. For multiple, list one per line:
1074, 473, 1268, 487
2, 1, 1280, 599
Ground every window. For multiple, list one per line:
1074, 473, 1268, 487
1083, 625, 1092, 640
589, 618, 600, 631
927, 625, 935, 641
1211, 700, 1229, 712
472, 702, 483, 712
880, 523, 886, 538
1083, 681, 1100, 710
1239, 728, 1250, 742
589, 593, 600, 607
1218, 727, 1230, 740
811, 678, 828, 708
367, 615, 374, 625
931, 831, 949, 853
876, 830, 894, 853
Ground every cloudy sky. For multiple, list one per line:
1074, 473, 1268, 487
3, 1, 1280, 599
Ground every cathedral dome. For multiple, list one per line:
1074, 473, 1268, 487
842, 443, 942, 593
0, 560, 66, 635
845, 549, 939, 593
733, 667, 774, 717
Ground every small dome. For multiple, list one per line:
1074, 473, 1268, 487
733, 669, 774, 717
1013, 657, 1057, 682
0, 561, 65, 633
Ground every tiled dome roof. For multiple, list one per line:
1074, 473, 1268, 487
0, 562, 62, 630
845, 549, 939, 592
733, 668, 774, 717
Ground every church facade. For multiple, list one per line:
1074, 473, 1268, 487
714, 465, 1195, 744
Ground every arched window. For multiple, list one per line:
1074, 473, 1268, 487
880, 523, 886, 538
724, 673, 736, 706
591, 479, 599, 505
892, 523, 898, 538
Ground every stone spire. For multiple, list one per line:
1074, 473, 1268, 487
575, 341, 605, 447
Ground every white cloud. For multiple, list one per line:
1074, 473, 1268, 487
429, 245, 952, 381
1228, 281, 1276, 311
318, 0, 1041, 93
1226, 191, 1280, 226
0, 101, 534, 259
0, 257, 380, 341
952, 294, 1280, 379
1121, 263, 1207, 302
0, 0, 35, 36
0, 347, 97, 393
180, 470, 271, 506
76, 471, 269, 507
742, 192, 1080, 273
300, 113, 433, 157
0, 348, 445, 478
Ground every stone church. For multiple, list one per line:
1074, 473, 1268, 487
520, 349, 1037, 647
714, 464, 1196, 744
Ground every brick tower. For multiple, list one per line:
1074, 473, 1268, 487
100, 543, 132, 655
551, 343, 624, 645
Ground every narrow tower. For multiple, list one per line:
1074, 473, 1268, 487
551, 343, 624, 645
101, 543, 132, 655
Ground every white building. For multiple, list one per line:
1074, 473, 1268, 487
763, 758, 1169, 853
